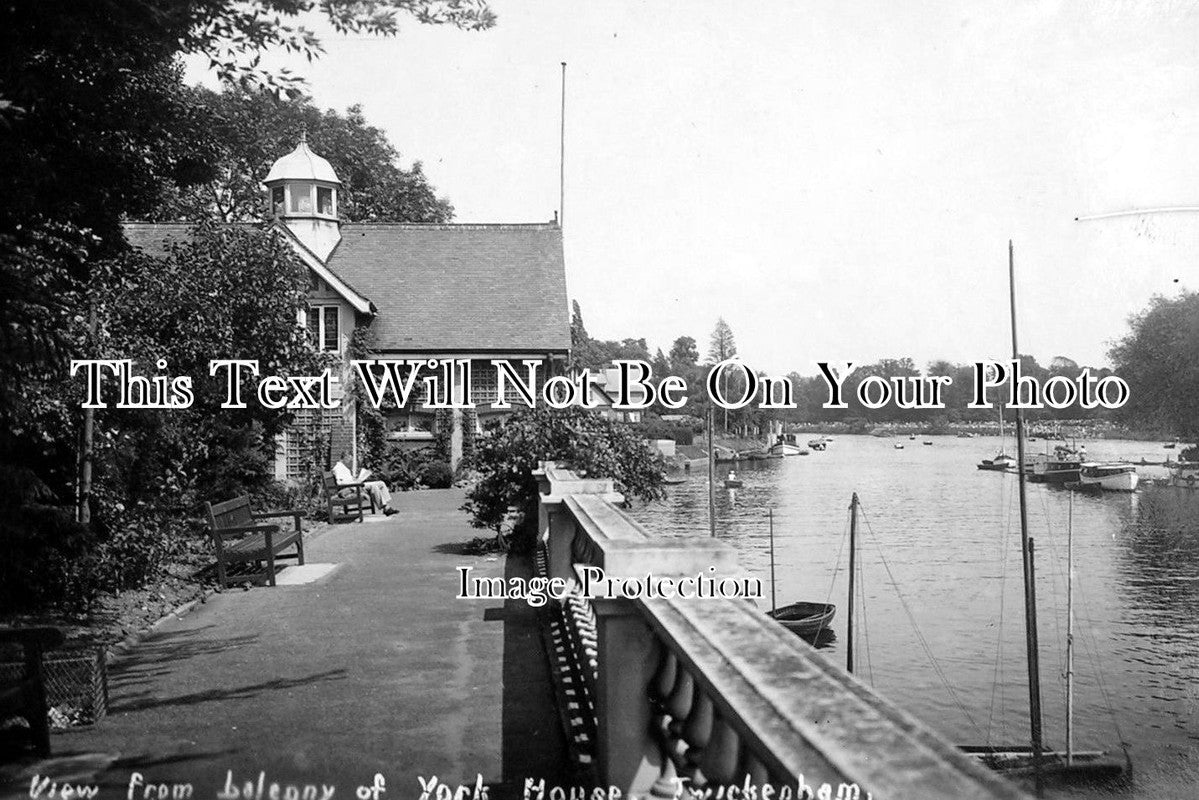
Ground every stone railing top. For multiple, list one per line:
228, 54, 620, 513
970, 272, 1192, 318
534, 461, 622, 501
641, 596, 1030, 800
566, 493, 741, 578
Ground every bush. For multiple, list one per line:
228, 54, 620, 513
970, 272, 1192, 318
0, 504, 101, 613
635, 417, 694, 446
94, 510, 189, 593
418, 461, 454, 489
462, 406, 667, 553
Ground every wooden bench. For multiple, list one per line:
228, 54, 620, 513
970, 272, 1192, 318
204, 495, 305, 588
0, 627, 64, 757
321, 470, 373, 523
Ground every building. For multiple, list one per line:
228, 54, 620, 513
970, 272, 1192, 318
125, 134, 570, 477
585, 367, 649, 423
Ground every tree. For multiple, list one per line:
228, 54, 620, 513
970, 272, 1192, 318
0, 0, 494, 501
668, 336, 699, 372
1109, 292, 1199, 440
707, 318, 738, 432
707, 318, 737, 364
153, 89, 453, 223
89, 221, 329, 510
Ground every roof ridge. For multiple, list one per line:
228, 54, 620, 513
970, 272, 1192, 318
340, 222, 560, 231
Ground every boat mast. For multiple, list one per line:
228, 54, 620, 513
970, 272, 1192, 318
708, 404, 716, 538
769, 507, 777, 613
999, 403, 1005, 455
1009, 240, 1045, 796
1066, 491, 1075, 767
847, 492, 859, 674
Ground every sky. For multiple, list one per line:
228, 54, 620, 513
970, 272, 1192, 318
187, 0, 1199, 375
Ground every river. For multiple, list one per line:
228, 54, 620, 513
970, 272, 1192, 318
627, 434, 1199, 800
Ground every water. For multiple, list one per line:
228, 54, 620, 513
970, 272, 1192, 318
628, 434, 1199, 799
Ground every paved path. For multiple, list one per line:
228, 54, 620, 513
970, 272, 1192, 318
4, 489, 566, 800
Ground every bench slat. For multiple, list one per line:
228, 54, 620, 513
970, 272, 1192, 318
224, 530, 301, 561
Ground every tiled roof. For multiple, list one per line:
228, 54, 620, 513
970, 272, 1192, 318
328, 223, 570, 353
121, 222, 195, 257
120, 221, 571, 354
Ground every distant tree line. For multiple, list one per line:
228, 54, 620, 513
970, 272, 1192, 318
569, 296, 1191, 439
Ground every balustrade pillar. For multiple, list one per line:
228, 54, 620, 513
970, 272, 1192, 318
593, 598, 664, 793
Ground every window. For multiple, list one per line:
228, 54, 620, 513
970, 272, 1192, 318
272, 187, 285, 216
317, 186, 334, 216
290, 184, 313, 213
305, 304, 340, 352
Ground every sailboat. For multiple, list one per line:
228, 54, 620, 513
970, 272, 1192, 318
978, 392, 1015, 471
959, 490, 1127, 784
958, 242, 1129, 791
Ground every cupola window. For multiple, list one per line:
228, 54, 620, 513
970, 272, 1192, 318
290, 184, 313, 213
272, 187, 285, 216
317, 186, 334, 216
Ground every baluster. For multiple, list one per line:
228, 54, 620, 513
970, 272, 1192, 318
649, 649, 682, 798
650, 649, 677, 707
699, 714, 741, 788
680, 689, 714, 785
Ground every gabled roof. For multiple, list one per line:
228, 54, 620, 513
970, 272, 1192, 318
120, 220, 572, 355
270, 223, 371, 314
122, 222, 216, 256
326, 223, 570, 354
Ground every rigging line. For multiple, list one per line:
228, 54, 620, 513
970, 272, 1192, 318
857, 502, 983, 737
1034, 489, 1067, 681
826, 506, 852, 605
1070, 548, 1130, 755
858, 555, 875, 687
987, 477, 1017, 743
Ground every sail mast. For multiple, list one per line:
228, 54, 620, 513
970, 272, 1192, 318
1066, 491, 1075, 766
1009, 240, 1045, 795
707, 404, 716, 538
768, 508, 777, 613
847, 493, 859, 674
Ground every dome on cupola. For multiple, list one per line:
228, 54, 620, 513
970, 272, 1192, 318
265, 131, 340, 184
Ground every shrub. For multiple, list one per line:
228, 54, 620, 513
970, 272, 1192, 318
94, 510, 186, 593
462, 406, 666, 552
635, 417, 694, 446
375, 443, 439, 490
0, 504, 101, 613
418, 461, 454, 489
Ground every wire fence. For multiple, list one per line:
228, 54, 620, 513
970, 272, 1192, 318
0, 649, 108, 728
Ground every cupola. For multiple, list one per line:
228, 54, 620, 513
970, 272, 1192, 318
264, 132, 342, 260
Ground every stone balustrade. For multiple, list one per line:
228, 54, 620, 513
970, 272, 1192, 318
533, 462, 1030, 800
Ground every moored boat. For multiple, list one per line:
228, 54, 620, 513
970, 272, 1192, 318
768, 432, 808, 456
1076, 462, 1139, 492
978, 452, 1015, 471
1169, 460, 1199, 488
768, 601, 836, 635
807, 437, 828, 451
960, 746, 1127, 785
1029, 444, 1084, 484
